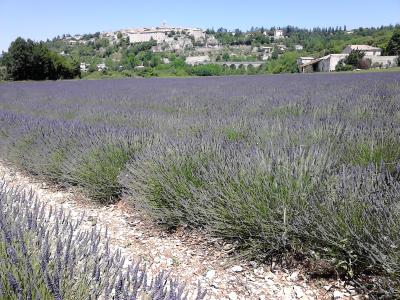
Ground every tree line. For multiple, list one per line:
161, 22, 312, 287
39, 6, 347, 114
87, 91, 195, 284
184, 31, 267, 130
1, 37, 80, 81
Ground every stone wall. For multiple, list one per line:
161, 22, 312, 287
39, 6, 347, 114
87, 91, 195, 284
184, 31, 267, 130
367, 55, 398, 68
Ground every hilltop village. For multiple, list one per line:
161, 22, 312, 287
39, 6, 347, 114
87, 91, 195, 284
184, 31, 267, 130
1, 23, 399, 79
48, 23, 398, 77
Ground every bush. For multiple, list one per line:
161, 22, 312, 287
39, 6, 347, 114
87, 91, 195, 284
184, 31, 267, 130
121, 141, 400, 292
335, 60, 353, 71
63, 142, 139, 203
188, 64, 223, 76
121, 141, 333, 256
296, 166, 400, 295
2, 119, 144, 204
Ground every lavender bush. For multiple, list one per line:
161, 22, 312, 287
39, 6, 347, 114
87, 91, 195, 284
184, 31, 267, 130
0, 73, 399, 295
0, 181, 205, 299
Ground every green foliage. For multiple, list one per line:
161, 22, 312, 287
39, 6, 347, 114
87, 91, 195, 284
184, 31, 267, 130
264, 52, 299, 74
335, 61, 354, 71
298, 168, 400, 287
336, 50, 367, 71
0, 67, 6, 81
121, 144, 332, 256
21, 24, 398, 78
189, 64, 223, 76
223, 127, 246, 141
66, 143, 138, 203
346, 50, 365, 67
344, 139, 400, 172
3, 38, 80, 81
386, 28, 400, 59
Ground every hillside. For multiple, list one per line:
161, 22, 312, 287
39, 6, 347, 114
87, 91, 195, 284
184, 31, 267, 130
1, 24, 399, 80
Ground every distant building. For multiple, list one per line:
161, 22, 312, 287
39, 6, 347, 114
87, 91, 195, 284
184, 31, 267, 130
205, 35, 219, 48
80, 63, 90, 72
127, 26, 205, 44
261, 46, 273, 60
260, 46, 273, 53
274, 29, 284, 39
276, 44, 287, 51
296, 57, 315, 66
185, 55, 210, 65
295, 45, 304, 51
129, 29, 166, 44
342, 45, 382, 56
317, 54, 349, 72
187, 28, 206, 41
97, 63, 107, 71
298, 44, 398, 73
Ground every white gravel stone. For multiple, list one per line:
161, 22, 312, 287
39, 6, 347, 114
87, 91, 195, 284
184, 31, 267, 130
294, 286, 305, 298
288, 271, 299, 281
206, 269, 216, 280
228, 291, 238, 300
166, 258, 174, 266
231, 265, 243, 272
333, 290, 344, 299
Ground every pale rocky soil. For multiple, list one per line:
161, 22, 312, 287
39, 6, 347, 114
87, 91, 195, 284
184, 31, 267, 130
0, 161, 365, 300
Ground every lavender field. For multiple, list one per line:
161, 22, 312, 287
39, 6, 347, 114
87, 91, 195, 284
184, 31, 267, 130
1, 73, 400, 297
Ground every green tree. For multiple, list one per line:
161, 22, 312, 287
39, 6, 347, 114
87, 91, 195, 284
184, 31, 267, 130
222, 53, 230, 61
386, 29, 400, 58
31, 42, 55, 80
3, 37, 34, 80
342, 50, 365, 69
3, 37, 80, 81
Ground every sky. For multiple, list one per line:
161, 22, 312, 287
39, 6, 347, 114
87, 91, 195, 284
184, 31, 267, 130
1, 0, 399, 52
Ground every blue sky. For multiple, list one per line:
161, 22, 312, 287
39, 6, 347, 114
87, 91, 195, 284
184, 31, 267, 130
1, 0, 399, 52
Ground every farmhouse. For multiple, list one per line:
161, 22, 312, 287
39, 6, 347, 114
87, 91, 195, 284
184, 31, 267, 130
298, 44, 398, 73
297, 57, 316, 66
342, 45, 382, 56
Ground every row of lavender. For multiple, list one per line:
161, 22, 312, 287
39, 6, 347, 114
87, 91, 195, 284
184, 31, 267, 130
0, 73, 400, 295
0, 181, 205, 299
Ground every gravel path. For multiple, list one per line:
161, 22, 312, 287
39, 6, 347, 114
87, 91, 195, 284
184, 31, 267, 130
0, 161, 362, 300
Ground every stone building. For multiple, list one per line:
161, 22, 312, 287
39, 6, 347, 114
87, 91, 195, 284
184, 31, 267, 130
185, 55, 210, 65
298, 45, 398, 73
128, 29, 167, 43
342, 45, 382, 56
274, 29, 284, 39
128, 26, 205, 44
